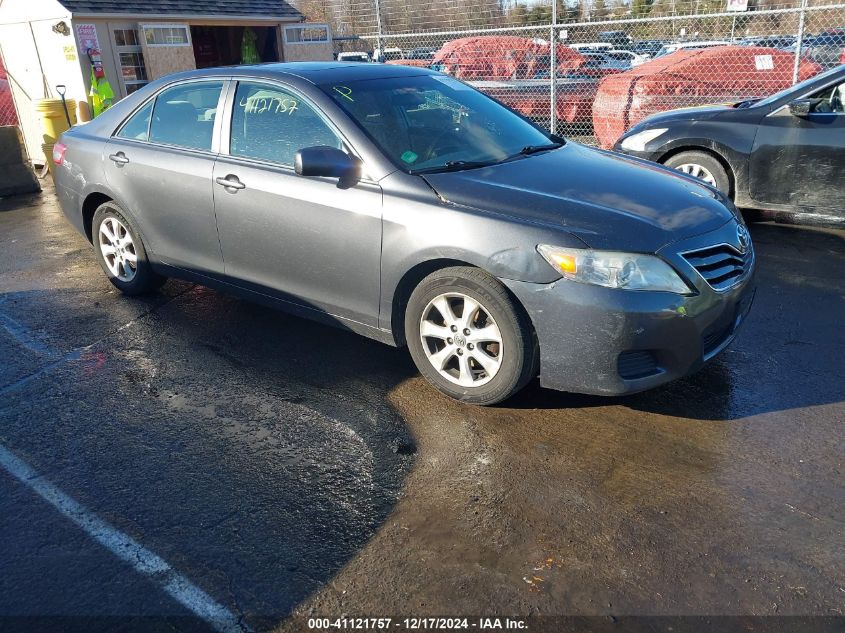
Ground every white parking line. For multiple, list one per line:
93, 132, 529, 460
0, 444, 249, 633
0, 312, 57, 357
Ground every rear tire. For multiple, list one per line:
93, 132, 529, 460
405, 267, 538, 406
92, 202, 166, 295
664, 150, 731, 198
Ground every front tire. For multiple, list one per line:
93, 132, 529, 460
664, 150, 731, 197
92, 202, 165, 295
405, 267, 538, 406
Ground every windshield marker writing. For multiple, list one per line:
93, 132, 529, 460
333, 86, 354, 102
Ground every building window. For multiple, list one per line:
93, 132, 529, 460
141, 24, 191, 47
119, 52, 147, 82
283, 25, 330, 44
113, 29, 139, 47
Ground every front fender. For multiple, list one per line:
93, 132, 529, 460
378, 172, 585, 332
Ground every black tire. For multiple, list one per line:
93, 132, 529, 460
405, 266, 538, 406
663, 150, 732, 198
92, 202, 166, 295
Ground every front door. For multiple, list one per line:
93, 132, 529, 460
105, 79, 226, 274
108, 24, 149, 98
749, 77, 845, 217
212, 80, 382, 326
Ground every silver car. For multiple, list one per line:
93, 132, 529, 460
53, 63, 756, 405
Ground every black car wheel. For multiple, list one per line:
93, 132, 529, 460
405, 267, 538, 406
92, 202, 166, 295
664, 151, 731, 197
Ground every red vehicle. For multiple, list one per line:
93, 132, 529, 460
430, 36, 605, 125
592, 46, 822, 148
431, 36, 585, 80
0, 59, 17, 126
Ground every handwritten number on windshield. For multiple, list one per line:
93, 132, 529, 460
333, 86, 354, 102
240, 95, 299, 115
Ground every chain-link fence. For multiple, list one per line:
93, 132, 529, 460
0, 55, 18, 126
294, 0, 845, 146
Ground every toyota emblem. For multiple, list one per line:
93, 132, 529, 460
737, 225, 750, 253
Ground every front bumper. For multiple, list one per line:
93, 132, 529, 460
503, 220, 757, 396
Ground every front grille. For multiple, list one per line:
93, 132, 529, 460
682, 244, 751, 291
618, 350, 660, 380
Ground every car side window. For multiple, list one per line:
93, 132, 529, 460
117, 101, 153, 141
809, 81, 845, 114
148, 81, 224, 151
230, 82, 343, 166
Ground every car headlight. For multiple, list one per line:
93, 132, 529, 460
537, 245, 693, 294
619, 128, 668, 152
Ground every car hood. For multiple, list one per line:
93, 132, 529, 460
422, 143, 735, 252
634, 104, 734, 128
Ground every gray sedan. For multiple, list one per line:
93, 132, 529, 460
53, 63, 756, 405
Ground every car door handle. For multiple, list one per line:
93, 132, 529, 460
109, 152, 129, 165
215, 175, 246, 191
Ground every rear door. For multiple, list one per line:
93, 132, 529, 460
105, 79, 227, 274
749, 76, 845, 217
212, 79, 383, 326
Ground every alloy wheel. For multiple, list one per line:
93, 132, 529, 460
675, 162, 717, 186
98, 217, 137, 282
419, 292, 503, 387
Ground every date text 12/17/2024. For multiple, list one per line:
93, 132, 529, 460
307, 618, 528, 630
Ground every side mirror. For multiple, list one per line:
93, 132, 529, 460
294, 146, 360, 183
788, 99, 813, 117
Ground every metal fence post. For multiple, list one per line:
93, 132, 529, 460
549, 1, 557, 135
792, 0, 809, 85
374, 0, 384, 61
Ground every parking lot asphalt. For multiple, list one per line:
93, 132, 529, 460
0, 185, 843, 632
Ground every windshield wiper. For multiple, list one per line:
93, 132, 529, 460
498, 141, 564, 165
411, 139, 565, 174
519, 142, 564, 155
411, 160, 495, 175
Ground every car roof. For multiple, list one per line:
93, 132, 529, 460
160, 62, 436, 85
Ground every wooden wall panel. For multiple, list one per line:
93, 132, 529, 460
141, 43, 196, 80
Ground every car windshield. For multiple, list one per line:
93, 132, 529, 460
754, 66, 845, 108
321, 74, 559, 173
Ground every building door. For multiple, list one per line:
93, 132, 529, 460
108, 23, 148, 98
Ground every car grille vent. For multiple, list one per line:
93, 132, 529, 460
682, 244, 751, 291
618, 350, 660, 380
702, 322, 732, 357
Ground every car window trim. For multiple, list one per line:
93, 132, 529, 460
219, 77, 374, 181
111, 77, 231, 156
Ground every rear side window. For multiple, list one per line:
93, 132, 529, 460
229, 81, 342, 166
117, 101, 153, 141
148, 81, 224, 151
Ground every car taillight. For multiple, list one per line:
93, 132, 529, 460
53, 143, 67, 166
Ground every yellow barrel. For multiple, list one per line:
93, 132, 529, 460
35, 98, 78, 144
41, 142, 55, 174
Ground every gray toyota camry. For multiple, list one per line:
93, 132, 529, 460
53, 63, 756, 405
